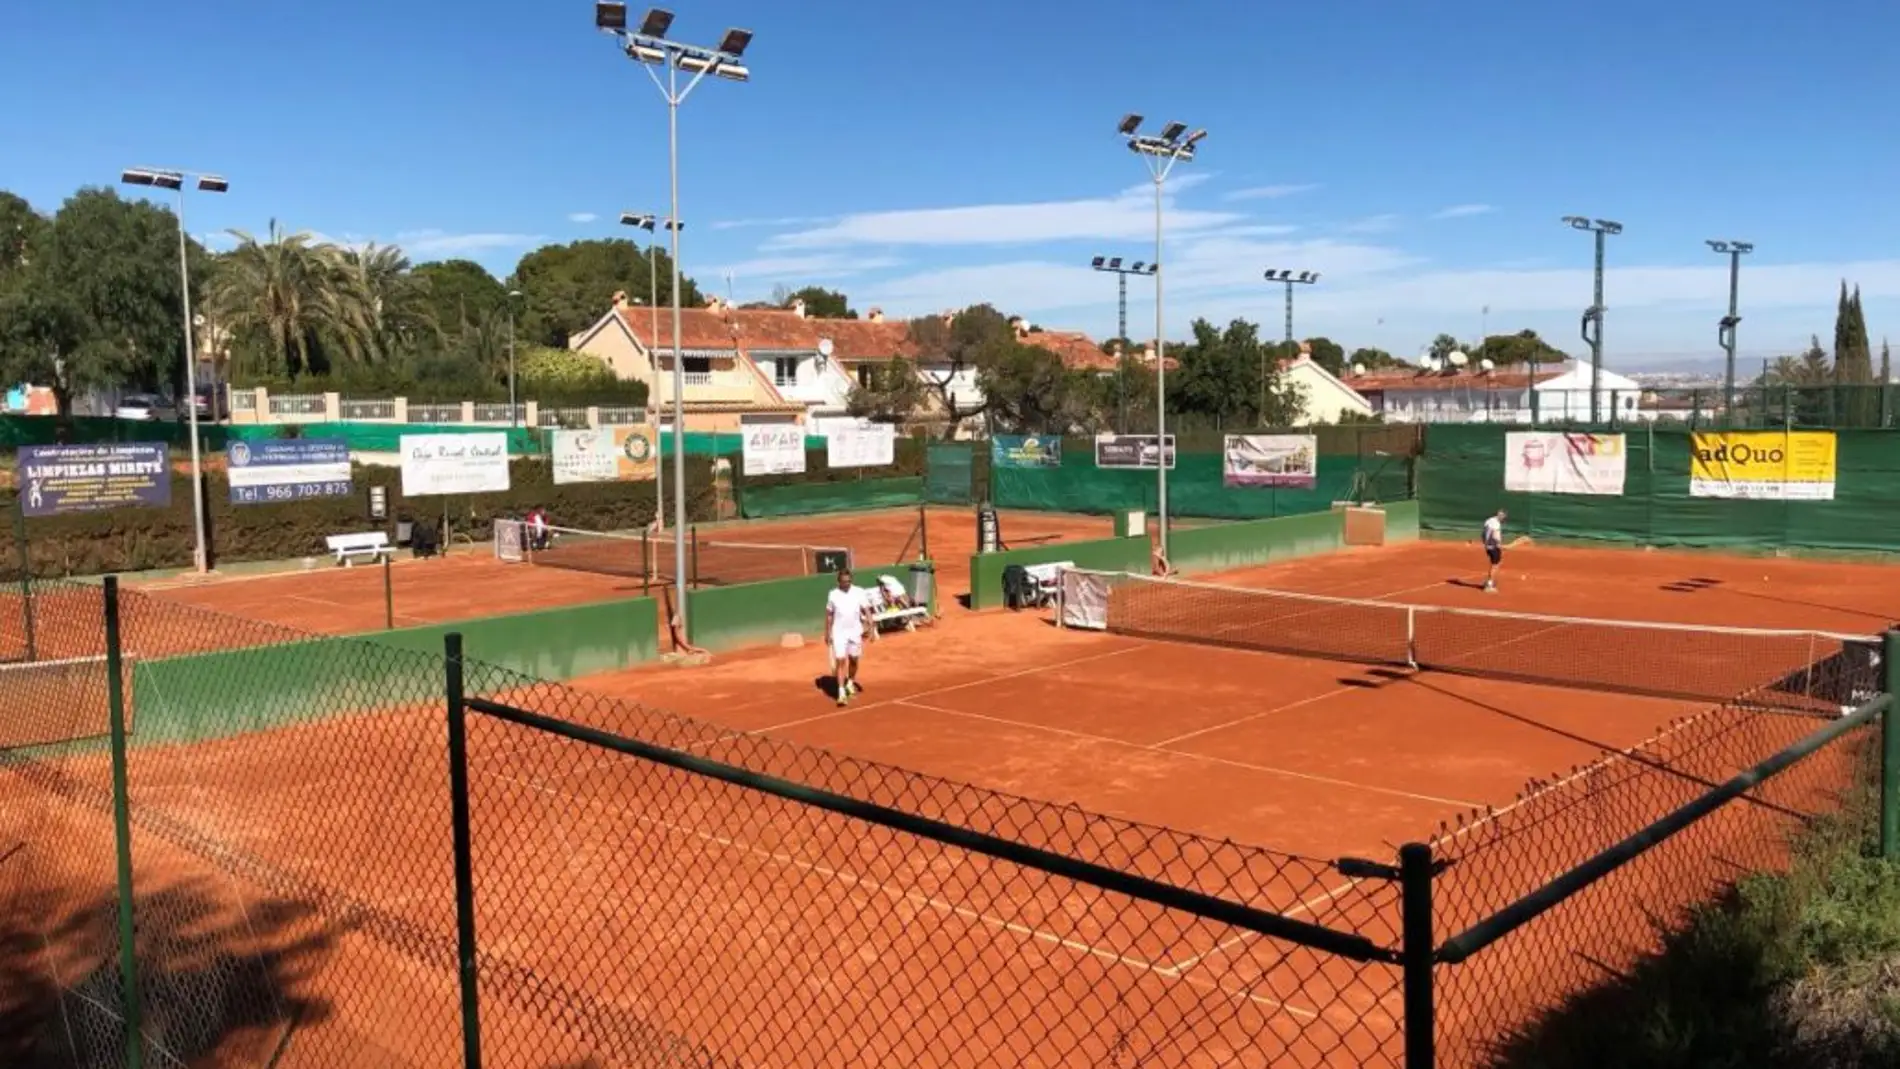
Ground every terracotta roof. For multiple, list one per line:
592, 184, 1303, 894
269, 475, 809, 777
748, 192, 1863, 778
823, 318, 917, 360
1346, 367, 1566, 393
1025, 330, 1115, 371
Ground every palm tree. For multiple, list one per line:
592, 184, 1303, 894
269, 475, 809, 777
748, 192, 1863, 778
319, 243, 438, 366
206, 220, 331, 379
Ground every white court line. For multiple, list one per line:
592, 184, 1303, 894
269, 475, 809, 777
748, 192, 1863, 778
897, 698, 1479, 811
1153, 683, 1367, 748
286, 592, 428, 626
1165, 874, 1373, 973
473, 763, 1320, 1020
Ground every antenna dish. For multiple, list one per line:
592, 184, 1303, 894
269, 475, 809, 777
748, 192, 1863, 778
1480, 357, 1495, 372
817, 338, 834, 357
1448, 351, 1469, 368
1350, 362, 1365, 377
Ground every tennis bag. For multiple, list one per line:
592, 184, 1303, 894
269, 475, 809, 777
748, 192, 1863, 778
1001, 564, 1033, 610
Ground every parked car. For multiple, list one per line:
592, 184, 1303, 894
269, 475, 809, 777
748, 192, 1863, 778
185, 384, 228, 422
115, 394, 179, 421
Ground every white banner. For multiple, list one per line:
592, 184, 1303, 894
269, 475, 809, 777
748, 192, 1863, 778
1223, 434, 1318, 489
1059, 569, 1110, 630
1504, 432, 1627, 496
399, 433, 510, 496
825, 423, 896, 468
742, 420, 806, 476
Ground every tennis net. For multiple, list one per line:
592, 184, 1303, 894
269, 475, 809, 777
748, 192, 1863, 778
1060, 569, 1881, 713
0, 653, 116, 750
496, 521, 851, 588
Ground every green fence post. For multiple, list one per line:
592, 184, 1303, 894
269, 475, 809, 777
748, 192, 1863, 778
383, 554, 394, 630
444, 632, 483, 1069
1400, 842, 1436, 1069
13, 498, 34, 661
1883, 630, 1900, 861
103, 576, 145, 1069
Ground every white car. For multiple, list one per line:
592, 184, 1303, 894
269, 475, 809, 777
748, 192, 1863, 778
115, 394, 178, 421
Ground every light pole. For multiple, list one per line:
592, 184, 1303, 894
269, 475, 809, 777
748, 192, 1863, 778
121, 167, 226, 574
1562, 215, 1622, 423
598, 3, 751, 634
620, 211, 683, 531
1706, 239, 1753, 426
505, 289, 522, 426
1120, 115, 1203, 561
1090, 255, 1155, 432
1263, 268, 1319, 344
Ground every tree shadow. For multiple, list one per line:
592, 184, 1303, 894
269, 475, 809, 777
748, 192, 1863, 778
0, 873, 338, 1068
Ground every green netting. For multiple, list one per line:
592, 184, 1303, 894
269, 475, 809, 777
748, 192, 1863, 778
925, 443, 976, 505
739, 476, 924, 519
0, 414, 232, 451
992, 448, 1409, 520
1418, 424, 1900, 552
227, 420, 545, 454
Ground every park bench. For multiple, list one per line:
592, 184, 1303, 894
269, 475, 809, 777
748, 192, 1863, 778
326, 531, 394, 567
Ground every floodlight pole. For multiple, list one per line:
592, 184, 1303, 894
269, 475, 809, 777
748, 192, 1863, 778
1708, 240, 1752, 427
603, 12, 749, 637
1090, 257, 1153, 432
505, 291, 520, 426
1564, 216, 1621, 424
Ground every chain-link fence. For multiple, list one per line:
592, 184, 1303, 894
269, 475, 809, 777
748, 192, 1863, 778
1, 575, 1894, 1068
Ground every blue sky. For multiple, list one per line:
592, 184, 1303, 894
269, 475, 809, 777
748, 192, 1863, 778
5, 0, 1899, 371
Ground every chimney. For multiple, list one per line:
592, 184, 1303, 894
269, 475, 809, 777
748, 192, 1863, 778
704, 295, 723, 312
867, 307, 884, 323
611, 290, 629, 309
791, 297, 807, 318
1008, 315, 1027, 338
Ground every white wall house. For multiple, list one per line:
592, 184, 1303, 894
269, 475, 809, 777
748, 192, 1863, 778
1280, 355, 1374, 423
1349, 361, 1643, 424
747, 344, 860, 433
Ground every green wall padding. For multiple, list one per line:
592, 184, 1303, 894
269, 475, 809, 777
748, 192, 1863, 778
1166, 511, 1344, 576
0, 414, 231, 451
686, 564, 905, 652
1418, 425, 1900, 553
740, 477, 924, 519
967, 535, 1152, 611
1384, 500, 1420, 543
925, 443, 976, 504
991, 450, 1408, 520
128, 596, 660, 744
227, 421, 545, 455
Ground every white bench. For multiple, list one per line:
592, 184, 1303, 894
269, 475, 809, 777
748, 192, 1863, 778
1021, 561, 1073, 606
867, 574, 932, 632
326, 531, 394, 567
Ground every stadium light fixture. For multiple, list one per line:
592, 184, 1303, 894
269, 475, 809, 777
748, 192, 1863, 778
1562, 214, 1624, 422
1707, 238, 1755, 426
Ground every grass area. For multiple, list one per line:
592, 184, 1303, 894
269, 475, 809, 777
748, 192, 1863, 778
1493, 748, 1900, 1069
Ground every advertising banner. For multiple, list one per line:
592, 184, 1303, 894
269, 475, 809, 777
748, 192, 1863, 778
1503, 432, 1628, 496
1223, 434, 1318, 489
825, 422, 896, 469
742, 420, 806, 476
227, 438, 353, 505
551, 425, 657, 485
17, 443, 170, 517
399, 432, 510, 496
1689, 431, 1837, 501
991, 435, 1062, 469
1094, 434, 1176, 470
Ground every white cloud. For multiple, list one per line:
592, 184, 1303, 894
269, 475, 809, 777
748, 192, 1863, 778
392, 229, 546, 256
1431, 204, 1494, 220
1223, 183, 1321, 202
712, 215, 833, 231
567, 212, 599, 224
706, 253, 905, 281
766, 183, 1242, 249
1221, 224, 1302, 238
1341, 214, 1402, 234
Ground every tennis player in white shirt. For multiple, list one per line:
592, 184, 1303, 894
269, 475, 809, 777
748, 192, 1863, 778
1481, 509, 1507, 593
825, 568, 874, 706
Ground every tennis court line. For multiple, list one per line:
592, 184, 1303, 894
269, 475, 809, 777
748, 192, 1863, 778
478, 763, 1321, 1020
896, 698, 1480, 811
1152, 682, 1369, 748
287, 592, 430, 628
1164, 873, 1378, 973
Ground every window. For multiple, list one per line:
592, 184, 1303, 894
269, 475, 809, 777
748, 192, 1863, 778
774, 357, 798, 387
681, 355, 712, 385
856, 364, 876, 388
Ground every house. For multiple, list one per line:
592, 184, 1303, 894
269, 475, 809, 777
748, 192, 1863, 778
1278, 353, 1374, 423
1345, 360, 1642, 423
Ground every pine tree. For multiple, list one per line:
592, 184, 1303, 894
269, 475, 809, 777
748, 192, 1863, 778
1834, 283, 1873, 384
1881, 337, 1891, 384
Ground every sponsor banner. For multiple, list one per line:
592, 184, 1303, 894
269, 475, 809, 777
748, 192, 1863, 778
825, 422, 896, 469
227, 437, 353, 505
1689, 431, 1837, 501
1223, 434, 1318, 489
1094, 434, 1176, 470
17, 443, 171, 517
1503, 432, 1628, 496
991, 435, 1062, 469
399, 433, 510, 496
742, 420, 806, 476
551, 425, 658, 485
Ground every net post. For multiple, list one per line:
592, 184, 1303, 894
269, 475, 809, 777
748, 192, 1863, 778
383, 553, 394, 630
1882, 629, 1900, 861
919, 500, 930, 562
444, 632, 484, 1069
1399, 841, 1437, 1069
1406, 606, 1418, 668
13, 497, 34, 661
103, 576, 145, 1069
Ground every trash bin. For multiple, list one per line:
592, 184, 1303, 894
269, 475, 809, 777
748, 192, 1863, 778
909, 559, 937, 617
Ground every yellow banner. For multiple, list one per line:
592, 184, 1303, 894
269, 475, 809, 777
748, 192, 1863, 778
1688, 431, 1836, 501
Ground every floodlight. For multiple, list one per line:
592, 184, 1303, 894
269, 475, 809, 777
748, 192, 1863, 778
1130, 261, 1145, 271
627, 42, 665, 64
125, 168, 185, 191
637, 7, 674, 38
621, 212, 656, 229
1180, 129, 1207, 149
1091, 256, 1105, 268
595, 2, 628, 31
718, 28, 752, 56
1108, 257, 1123, 269
1263, 269, 1281, 281
1562, 215, 1589, 229
1309, 272, 1321, 283
1596, 219, 1622, 234
196, 175, 228, 194
1159, 121, 1187, 143
1706, 239, 1727, 253
676, 52, 714, 74
713, 61, 750, 82
1118, 113, 1142, 135
1299, 271, 1314, 282
1732, 242, 1754, 254
663, 219, 684, 231
120, 169, 155, 186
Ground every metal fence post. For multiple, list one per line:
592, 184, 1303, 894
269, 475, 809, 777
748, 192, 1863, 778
690, 524, 702, 589
383, 554, 395, 631
919, 500, 930, 562
1883, 630, 1900, 861
13, 498, 35, 661
1399, 842, 1436, 1069
444, 632, 483, 1069
103, 576, 145, 1069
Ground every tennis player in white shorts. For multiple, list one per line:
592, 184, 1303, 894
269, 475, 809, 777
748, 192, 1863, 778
825, 567, 873, 706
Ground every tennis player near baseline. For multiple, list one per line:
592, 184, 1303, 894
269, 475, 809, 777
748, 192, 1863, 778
1481, 508, 1507, 593
825, 567, 874, 706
